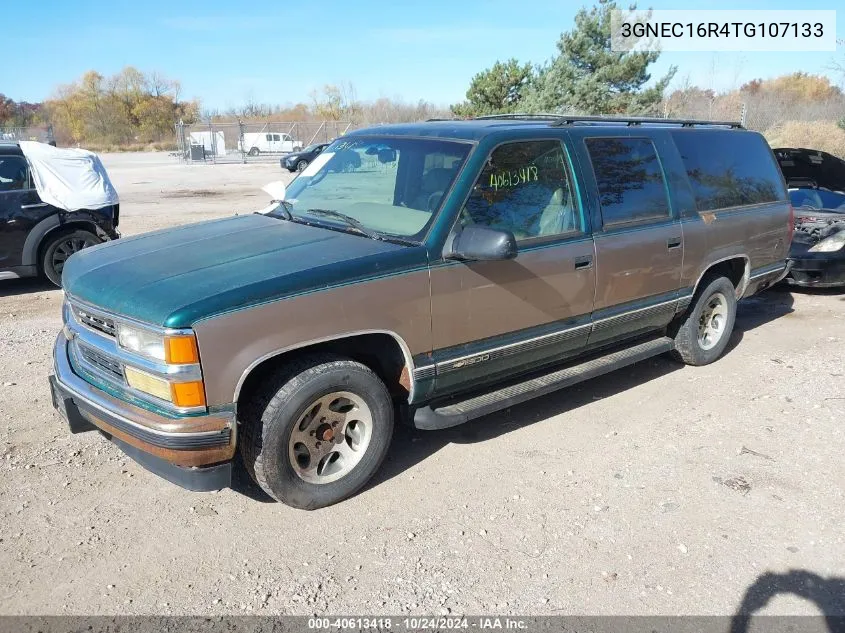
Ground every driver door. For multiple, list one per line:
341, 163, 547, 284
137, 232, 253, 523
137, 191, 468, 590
429, 138, 596, 398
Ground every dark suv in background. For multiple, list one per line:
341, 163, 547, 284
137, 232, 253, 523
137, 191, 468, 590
281, 143, 331, 172
0, 143, 119, 286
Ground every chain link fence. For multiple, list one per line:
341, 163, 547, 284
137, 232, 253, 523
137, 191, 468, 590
0, 125, 55, 144
174, 120, 355, 164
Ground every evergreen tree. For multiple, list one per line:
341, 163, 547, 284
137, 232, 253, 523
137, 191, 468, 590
451, 59, 534, 117
522, 0, 675, 114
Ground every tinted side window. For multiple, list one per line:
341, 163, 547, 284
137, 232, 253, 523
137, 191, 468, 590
586, 138, 670, 228
672, 130, 786, 211
0, 155, 29, 192
462, 140, 580, 241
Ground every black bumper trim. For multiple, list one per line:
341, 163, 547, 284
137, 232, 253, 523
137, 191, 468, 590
110, 436, 231, 492
50, 374, 232, 493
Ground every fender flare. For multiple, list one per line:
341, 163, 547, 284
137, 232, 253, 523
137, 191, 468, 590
231, 329, 417, 404
690, 255, 751, 300
21, 215, 61, 268
22, 215, 99, 268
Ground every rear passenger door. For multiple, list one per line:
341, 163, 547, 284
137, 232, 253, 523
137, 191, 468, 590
573, 131, 683, 346
429, 138, 596, 398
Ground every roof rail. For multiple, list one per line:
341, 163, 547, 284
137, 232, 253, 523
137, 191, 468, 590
550, 115, 743, 129
473, 113, 563, 121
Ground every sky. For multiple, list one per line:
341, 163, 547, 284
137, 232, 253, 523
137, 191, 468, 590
5, 0, 844, 111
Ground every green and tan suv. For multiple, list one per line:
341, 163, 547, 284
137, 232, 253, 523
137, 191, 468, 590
49, 115, 792, 509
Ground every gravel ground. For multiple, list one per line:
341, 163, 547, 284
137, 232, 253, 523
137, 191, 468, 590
0, 153, 843, 617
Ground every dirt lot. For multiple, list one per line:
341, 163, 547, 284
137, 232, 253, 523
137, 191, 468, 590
1, 153, 843, 617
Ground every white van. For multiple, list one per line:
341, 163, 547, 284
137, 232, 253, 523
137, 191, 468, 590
238, 133, 302, 156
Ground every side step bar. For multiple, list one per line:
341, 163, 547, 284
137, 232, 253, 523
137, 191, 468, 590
413, 336, 674, 430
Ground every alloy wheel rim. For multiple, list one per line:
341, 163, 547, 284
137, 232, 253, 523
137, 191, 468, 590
52, 237, 96, 274
288, 391, 373, 484
698, 292, 728, 351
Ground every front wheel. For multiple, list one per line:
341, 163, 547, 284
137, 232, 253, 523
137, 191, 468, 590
239, 355, 394, 509
296, 159, 308, 172
671, 276, 737, 366
41, 229, 101, 287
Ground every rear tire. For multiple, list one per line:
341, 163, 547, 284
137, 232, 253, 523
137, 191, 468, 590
248, 147, 259, 156
41, 229, 100, 287
239, 355, 394, 509
671, 276, 737, 366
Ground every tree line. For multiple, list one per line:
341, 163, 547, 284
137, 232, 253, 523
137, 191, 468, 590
0, 68, 200, 150
2, 1, 843, 154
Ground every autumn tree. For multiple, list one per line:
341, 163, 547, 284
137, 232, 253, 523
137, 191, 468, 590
450, 59, 535, 117
45, 67, 199, 146
309, 82, 360, 121
0, 94, 45, 127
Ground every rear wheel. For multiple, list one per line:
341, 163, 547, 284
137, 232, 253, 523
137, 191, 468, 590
239, 355, 394, 509
41, 229, 100, 287
248, 147, 259, 156
671, 276, 737, 366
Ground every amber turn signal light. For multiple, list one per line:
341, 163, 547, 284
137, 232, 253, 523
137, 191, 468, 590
165, 335, 199, 364
171, 381, 206, 408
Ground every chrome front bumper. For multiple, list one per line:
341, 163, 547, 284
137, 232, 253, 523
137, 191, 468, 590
50, 331, 235, 490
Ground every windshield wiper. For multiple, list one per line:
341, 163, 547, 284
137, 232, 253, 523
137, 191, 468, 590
302, 208, 382, 240
266, 200, 294, 220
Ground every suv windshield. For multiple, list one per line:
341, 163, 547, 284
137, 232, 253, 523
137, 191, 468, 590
282, 136, 472, 239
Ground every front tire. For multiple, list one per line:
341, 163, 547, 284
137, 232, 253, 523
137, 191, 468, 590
41, 229, 101, 287
671, 276, 737, 366
296, 159, 308, 172
239, 355, 394, 509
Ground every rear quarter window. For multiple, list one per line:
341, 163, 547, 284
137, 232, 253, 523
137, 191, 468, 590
671, 130, 786, 212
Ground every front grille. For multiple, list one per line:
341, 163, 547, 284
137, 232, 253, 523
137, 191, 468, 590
73, 306, 117, 338
78, 342, 124, 381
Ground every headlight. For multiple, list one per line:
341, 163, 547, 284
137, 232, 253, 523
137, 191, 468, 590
808, 231, 845, 253
117, 324, 200, 364
117, 324, 165, 361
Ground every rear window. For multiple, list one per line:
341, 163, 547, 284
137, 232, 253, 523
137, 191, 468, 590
672, 131, 786, 212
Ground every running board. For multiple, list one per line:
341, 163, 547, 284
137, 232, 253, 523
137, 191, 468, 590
413, 336, 674, 430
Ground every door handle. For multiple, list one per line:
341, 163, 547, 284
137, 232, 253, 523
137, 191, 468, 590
573, 255, 593, 270
21, 202, 48, 209
667, 237, 682, 249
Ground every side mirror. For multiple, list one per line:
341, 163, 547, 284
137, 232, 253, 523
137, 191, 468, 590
445, 225, 517, 262
378, 148, 397, 163
261, 181, 287, 202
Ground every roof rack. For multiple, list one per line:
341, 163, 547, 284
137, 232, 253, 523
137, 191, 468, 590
549, 115, 743, 129
473, 113, 564, 121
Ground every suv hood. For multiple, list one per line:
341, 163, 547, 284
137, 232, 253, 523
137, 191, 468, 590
63, 213, 426, 328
